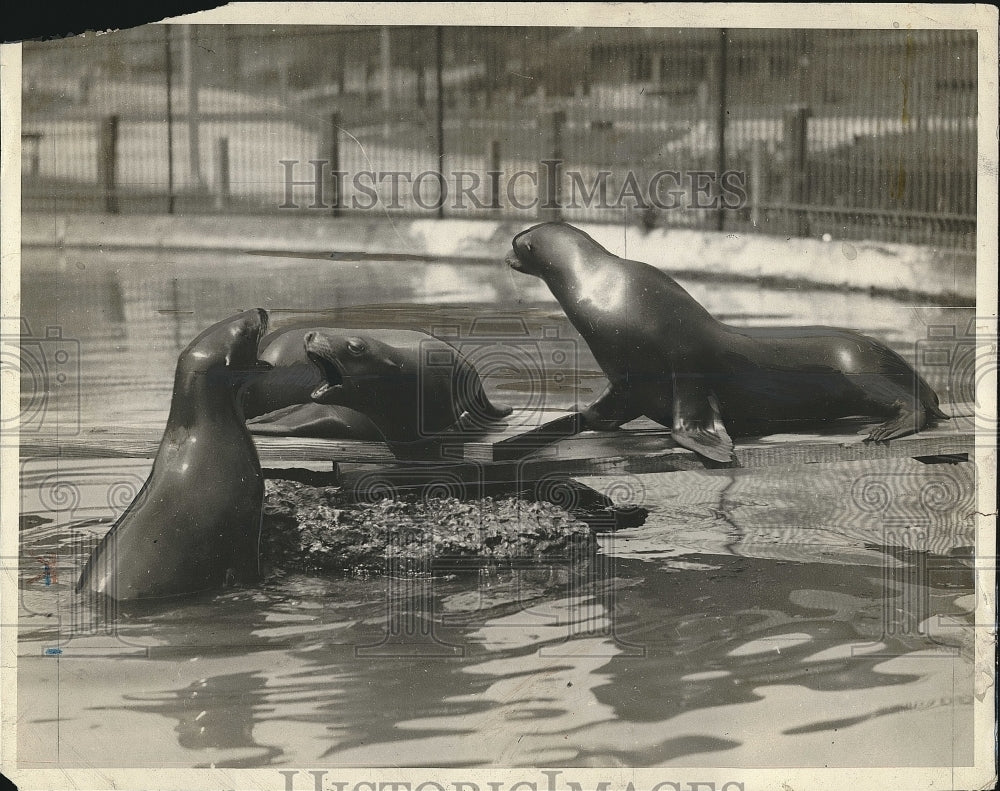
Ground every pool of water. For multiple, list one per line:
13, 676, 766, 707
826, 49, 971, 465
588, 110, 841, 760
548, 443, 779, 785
15, 246, 978, 768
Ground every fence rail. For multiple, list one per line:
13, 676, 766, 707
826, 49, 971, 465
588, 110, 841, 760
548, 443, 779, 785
22, 25, 978, 249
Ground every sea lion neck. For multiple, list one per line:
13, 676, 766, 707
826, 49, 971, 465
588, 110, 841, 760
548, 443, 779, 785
168, 365, 244, 427
544, 249, 619, 302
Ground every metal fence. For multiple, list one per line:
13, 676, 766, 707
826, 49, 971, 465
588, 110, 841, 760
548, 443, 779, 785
22, 25, 978, 249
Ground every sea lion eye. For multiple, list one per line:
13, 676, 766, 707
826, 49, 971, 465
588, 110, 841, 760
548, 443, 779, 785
346, 339, 367, 356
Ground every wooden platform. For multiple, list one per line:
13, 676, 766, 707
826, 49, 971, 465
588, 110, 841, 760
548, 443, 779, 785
19, 403, 976, 476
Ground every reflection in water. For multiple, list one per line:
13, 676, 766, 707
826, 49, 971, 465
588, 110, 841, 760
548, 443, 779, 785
18, 519, 975, 767
120, 672, 285, 767
17, 249, 977, 767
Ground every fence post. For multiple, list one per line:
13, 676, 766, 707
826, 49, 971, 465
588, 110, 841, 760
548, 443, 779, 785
181, 25, 204, 190
783, 105, 811, 237
435, 26, 445, 220
487, 138, 501, 210
749, 139, 766, 230
97, 115, 119, 214
214, 137, 230, 211
715, 28, 728, 232
164, 25, 175, 215
538, 109, 564, 221
326, 112, 342, 217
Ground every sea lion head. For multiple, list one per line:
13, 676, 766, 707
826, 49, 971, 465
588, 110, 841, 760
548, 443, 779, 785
178, 308, 269, 368
176, 308, 273, 394
506, 222, 597, 278
304, 330, 404, 408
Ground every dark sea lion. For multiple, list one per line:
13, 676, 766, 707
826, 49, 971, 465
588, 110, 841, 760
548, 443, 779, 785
77, 309, 272, 601
506, 222, 948, 463
242, 325, 383, 440
303, 329, 513, 447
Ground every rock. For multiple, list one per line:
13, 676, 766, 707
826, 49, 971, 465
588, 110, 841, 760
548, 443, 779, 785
262, 480, 595, 574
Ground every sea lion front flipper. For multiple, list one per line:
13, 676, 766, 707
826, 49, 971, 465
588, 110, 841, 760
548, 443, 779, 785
581, 382, 641, 431
670, 375, 736, 463
247, 403, 384, 440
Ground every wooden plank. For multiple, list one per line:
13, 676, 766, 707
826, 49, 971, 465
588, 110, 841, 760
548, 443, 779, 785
18, 409, 580, 465
18, 404, 975, 474
530, 406, 976, 470
336, 403, 977, 491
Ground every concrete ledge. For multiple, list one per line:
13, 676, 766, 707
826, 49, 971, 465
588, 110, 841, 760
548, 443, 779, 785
21, 212, 975, 301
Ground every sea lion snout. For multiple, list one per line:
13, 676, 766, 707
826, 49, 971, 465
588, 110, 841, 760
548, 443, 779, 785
227, 308, 273, 372
507, 232, 536, 274
304, 332, 348, 402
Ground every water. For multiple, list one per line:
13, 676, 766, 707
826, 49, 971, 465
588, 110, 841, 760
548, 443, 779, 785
16, 245, 977, 767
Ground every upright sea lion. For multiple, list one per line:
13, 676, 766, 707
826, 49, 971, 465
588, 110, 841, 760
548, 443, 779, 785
303, 329, 513, 448
77, 309, 272, 601
506, 222, 948, 463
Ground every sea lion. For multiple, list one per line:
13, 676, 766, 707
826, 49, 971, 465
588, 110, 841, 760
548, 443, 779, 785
77, 309, 272, 601
303, 329, 513, 448
506, 222, 948, 463
242, 324, 383, 440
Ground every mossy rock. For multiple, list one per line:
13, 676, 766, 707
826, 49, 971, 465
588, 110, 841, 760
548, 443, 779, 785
262, 480, 595, 574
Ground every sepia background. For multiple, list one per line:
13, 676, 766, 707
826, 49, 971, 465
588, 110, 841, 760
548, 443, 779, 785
14, 24, 984, 772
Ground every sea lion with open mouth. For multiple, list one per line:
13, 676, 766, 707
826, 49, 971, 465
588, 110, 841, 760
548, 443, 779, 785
506, 222, 948, 463
242, 324, 384, 440
77, 309, 273, 601
300, 328, 512, 449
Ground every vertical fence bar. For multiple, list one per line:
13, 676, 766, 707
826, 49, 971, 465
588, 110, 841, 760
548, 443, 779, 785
487, 138, 501, 210
327, 112, 341, 217
164, 26, 175, 215
98, 115, 119, 214
214, 137, 230, 211
749, 139, 765, 229
381, 26, 392, 139
435, 26, 445, 219
715, 28, 728, 231
783, 105, 811, 237
539, 109, 564, 221
182, 25, 204, 189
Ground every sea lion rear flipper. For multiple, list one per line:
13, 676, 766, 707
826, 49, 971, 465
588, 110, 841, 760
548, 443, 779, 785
671, 375, 736, 463
863, 398, 928, 443
473, 391, 513, 421
457, 363, 513, 423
